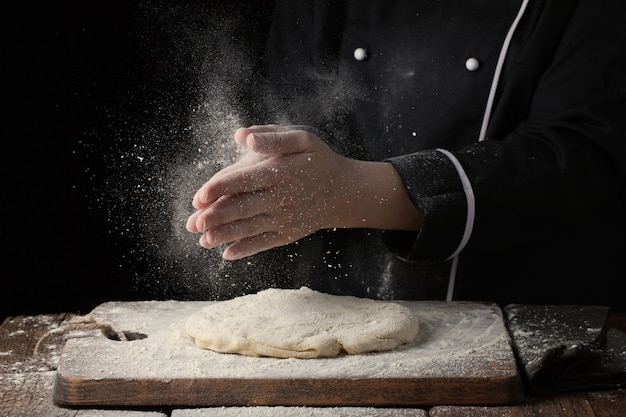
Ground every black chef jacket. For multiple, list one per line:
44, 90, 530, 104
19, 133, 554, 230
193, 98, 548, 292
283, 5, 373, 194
239, 0, 626, 308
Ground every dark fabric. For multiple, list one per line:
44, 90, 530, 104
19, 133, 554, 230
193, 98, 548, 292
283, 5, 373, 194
504, 304, 626, 395
242, 0, 626, 306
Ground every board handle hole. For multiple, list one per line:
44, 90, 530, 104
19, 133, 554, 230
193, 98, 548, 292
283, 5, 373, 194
104, 330, 148, 341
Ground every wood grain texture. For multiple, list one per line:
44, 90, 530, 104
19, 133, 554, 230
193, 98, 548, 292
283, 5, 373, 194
0, 315, 167, 417
429, 389, 626, 417
52, 300, 524, 408
2, 311, 624, 416
171, 407, 429, 416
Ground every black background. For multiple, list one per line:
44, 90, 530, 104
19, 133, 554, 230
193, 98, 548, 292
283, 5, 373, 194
3, 1, 272, 320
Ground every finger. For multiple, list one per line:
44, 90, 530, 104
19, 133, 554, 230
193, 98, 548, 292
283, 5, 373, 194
221, 231, 302, 260
191, 155, 267, 208
198, 213, 277, 249
186, 209, 204, 233
234, 125, 283, 147
192, 158, 278, 208
246, 130, 319, 156
207, 150, 264, 180
192, 147, 273, 209
197, 152, 260, 190
192, 190, 273, 233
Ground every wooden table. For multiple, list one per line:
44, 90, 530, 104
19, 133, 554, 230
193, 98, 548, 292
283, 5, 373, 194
2, 311, 625, 417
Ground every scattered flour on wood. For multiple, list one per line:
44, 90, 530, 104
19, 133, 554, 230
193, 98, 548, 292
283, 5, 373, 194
56, 300, 516, 381
171, 406, 425, 417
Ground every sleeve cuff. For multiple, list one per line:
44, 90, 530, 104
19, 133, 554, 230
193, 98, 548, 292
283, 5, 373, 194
384, 149, 475, 262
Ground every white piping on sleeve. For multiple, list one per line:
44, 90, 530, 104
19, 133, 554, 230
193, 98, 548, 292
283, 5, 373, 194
436, 148, 474, 301
443, 0, 530, 301
436, 148, 476, 262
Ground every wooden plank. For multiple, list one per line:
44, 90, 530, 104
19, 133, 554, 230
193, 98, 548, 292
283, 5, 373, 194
77, 411, 169, 416
2, 311, 622, 416
0, 315, 169, 417
586, 389, 626, 417
52, 300, 523, 408
171, 407, 428, 416
54, 374, 523, 408
0, 370, 168, 417
429, 389, 626, 417
0, 314, 73, 373
0, 315, 78, 415
0, 371, 77, 417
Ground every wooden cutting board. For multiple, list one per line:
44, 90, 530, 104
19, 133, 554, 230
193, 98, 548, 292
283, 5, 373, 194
52, 300, 524, 407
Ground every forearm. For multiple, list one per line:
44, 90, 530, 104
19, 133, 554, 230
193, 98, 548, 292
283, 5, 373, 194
331, 159, 423, 232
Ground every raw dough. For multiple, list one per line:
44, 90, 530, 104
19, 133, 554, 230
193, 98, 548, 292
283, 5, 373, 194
184, 287, 419, 359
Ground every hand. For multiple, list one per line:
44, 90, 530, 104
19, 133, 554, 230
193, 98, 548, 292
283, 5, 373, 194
186, 125, 423, 260
186, 125, 349, 259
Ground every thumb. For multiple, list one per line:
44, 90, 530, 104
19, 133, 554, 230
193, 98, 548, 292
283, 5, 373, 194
246, 130, 316, 156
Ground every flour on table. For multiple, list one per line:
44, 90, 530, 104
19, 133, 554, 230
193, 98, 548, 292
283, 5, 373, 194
184, 287, 419, 358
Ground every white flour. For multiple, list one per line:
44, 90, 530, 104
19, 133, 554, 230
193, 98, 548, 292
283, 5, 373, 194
171, 406, 426, 417
57, 300, 515, 380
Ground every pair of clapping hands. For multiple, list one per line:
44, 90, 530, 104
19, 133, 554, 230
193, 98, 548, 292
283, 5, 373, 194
186, 125, 422, 260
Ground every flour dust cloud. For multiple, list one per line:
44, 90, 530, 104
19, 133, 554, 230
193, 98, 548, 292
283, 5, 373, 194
84, 1, 372, 302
